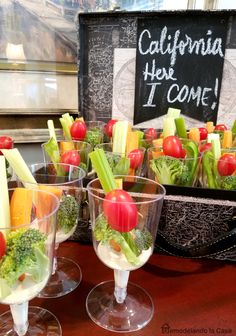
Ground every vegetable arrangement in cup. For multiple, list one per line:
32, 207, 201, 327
202, 142, 236, 190
60, 113, 105, 148
2, 149, 86, 298
0, 156, 61, 336
86, 147, 165, 332
95, 142, 145, 177
148, 136, 200, 187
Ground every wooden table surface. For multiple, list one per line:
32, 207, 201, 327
0, 241, 235, 336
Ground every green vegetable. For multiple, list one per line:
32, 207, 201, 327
112, 121, 129, 156
137, 130, 144, 148
211, 138, 221, 161
2, 148, 37, 185
167, 107, 181, 118
43, 138, 64, 176
134, 228, 152, 253
220, 175, 236, 190
85, 128, 102, 148
0, 156, 10, 233
105, 152, 121, 170
94, 215, 140, 266
113, 157, 130, 175
202, 150, 218, 189
43, 137, 60, 166
175, 117, 187, 138
0, 228, 49, 294
60, 118, 72, 141
104, 152, 130, 175
150, 156, 191, 186
47, 120, 57, 141
231, 119, 236, 134
163, 117, 176, 138
57, 195, 79, 234
184, 139, 199, 185
89, 148, 116, 193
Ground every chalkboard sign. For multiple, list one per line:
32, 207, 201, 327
134, 13, 229, 125
78, 11, 236, 129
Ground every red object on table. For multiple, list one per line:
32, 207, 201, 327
1, 242, 235, 335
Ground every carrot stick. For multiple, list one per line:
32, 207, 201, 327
189, 128, 200, 144
126, 131, 139, 155
10, 188, 33, 228
222, 130, 233, 149
59, 141, 75, 155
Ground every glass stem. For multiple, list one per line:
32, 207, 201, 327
114, 270, 130, 304
10, 302, 29, 336
52, 243, 59, 275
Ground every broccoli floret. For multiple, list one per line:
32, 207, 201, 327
105, 152, 130, 175
105, 152, 121, 171
134, 228, 153, 253
94, 215, 113, 242
220, 175, 236, 190
57, 195, 79, 234
0, 228, 48, 289
85, 128, 102, 147
150, 156, 191, 186
9, 229, 46, 265
94, 215, 140, 266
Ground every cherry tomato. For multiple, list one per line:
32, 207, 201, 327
104, 119, 118, 138
0, 232, 6, 259
217, 154, 236, 176
144, 128, 158, 140
70, 121, 87, 140
60, 150, 81, 172
0, 136, 13, 155
163, 136, 183, 158
103, 189, 138, 232
199, 142, 212, 153
215, 124, 227, 131
127, 149, 144, 169
180, 148, 187, 158
198, 127, 208, 141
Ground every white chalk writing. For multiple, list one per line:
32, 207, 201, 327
138, 27, 224, 67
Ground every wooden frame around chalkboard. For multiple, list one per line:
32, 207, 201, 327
78, 10, 236, 129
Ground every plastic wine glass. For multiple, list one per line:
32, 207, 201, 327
17, 162, 86, 298
0, 188, 60, 336
86, 176, 165, 332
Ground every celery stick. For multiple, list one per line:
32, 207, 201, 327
231, 120, 236, 134
163, 117, 176, 138
167, 107, 181, 119
2, 149, 36, 184
211, 139, 221, 161
0, 157, 10, 233
112, 121, 129, 156
62, 113, 73, 128
207, 133, 220, 143
47, 120, 57, 141
89, 148, 116, 193
60, 118, 72, 141
175, 117, 187, 138
43, 138, 64, 176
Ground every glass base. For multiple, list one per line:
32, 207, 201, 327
38, 257, 82, 298
0, 306, 62, 336
86, 280, 154, 332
